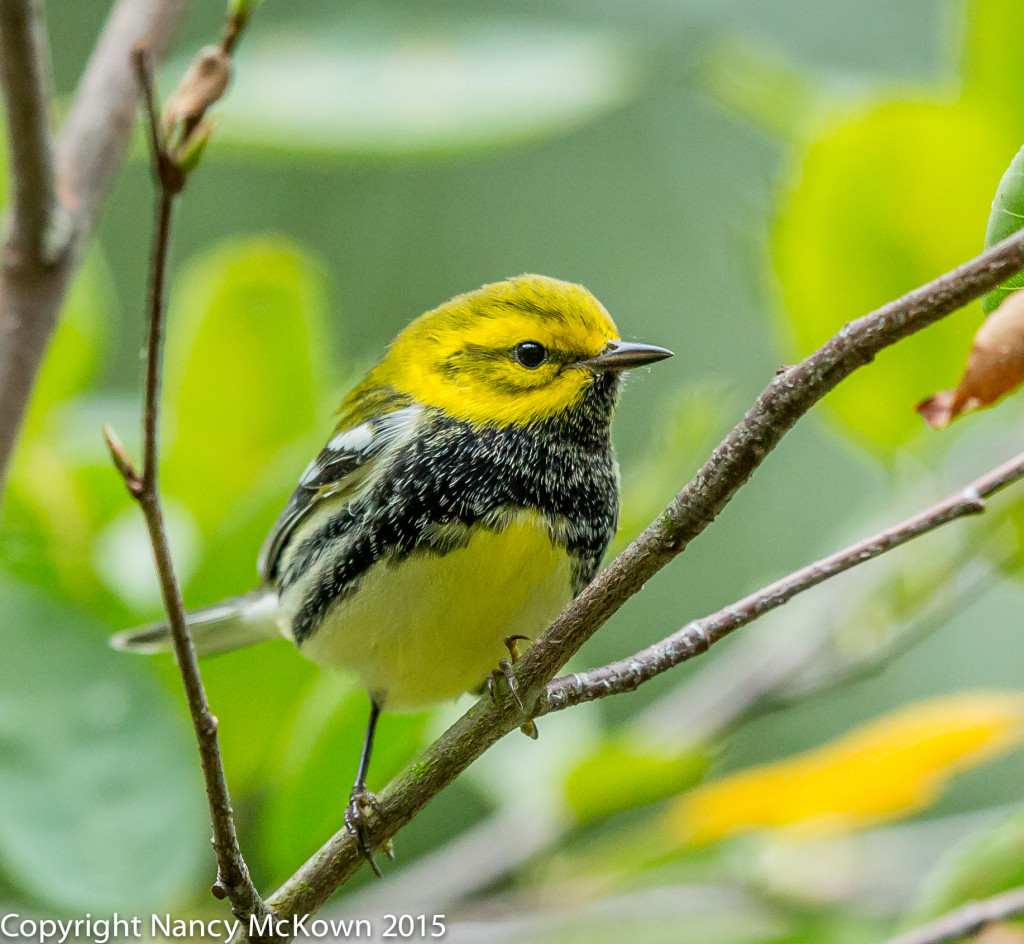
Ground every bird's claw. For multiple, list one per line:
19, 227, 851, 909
345, 788, 388, 877
486, 635, 538, 738
504, 634, 532, 662
499, 657, 524, 710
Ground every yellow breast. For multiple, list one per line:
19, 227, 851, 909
293, 510, 574, 712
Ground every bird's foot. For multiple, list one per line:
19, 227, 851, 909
485, 635, 538, 739
344, 787, 393, 877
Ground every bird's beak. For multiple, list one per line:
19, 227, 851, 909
579, 340, 674, 373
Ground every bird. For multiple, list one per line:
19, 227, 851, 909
111, 273, 672, 874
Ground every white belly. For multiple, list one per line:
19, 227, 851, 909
287, 511, 574, 712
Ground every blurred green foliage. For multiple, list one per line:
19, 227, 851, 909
0, 584, 205, 911
909, 805, 1024, 921
259, 675, 428, 885
766, 0, 1024, 453
3, 0, 1024, 941
564, 737, 710, 825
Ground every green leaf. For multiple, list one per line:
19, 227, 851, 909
175, 24, 636, 159
185, 440, 314, 605
258, 675, 428, 884
155, 240, 337, 794
771, 99, 1016, 453
907, 805, 1024, 923
164, 237, 332, 534
0, 584, 206, 910
2, 254, 118, 601
565, 735, 710, 824
982, 143, 1024, 313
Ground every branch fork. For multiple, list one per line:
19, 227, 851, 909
266, 226, 1024, 922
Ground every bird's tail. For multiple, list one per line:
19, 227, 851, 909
109, 589, 282, 656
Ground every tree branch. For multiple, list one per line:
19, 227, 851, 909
57, 0, 188, 234
543, 449, 1024, 712
0, 0, 59, 262
106, 33, 264, 932
0, 0, 189, 500
881, 887, 1024, 944
265, 229, 1024, 924
512, 230, 1024, 702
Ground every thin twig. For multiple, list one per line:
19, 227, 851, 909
543, 450, 1024, 712
107, 48, 264, 929
635, 534, 1005, 748
881, 887, 1024, 944
0, 0, 60, 262
0, 0, 189, 499
265, 235, 1024, 922
512, 236, 1024, 702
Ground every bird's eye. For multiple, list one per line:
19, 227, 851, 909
513, 341, 548, 369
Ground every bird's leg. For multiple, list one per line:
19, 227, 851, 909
504, 634, 531, 663
486, 635, 538, 739
344, 696, 393, 876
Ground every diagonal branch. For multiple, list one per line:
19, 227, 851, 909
512, 228, 1024, 700
0, 0, 189, 500
880, 887, 1024, 944
543, 448, 1024, 713
0, 0, 59, 262
265, 227, 1024, 924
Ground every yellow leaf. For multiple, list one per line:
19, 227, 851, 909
667, 693, 1024, 847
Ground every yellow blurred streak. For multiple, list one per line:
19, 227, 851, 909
667, 693, 1024, 847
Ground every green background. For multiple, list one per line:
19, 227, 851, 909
3, 0, 1024, 940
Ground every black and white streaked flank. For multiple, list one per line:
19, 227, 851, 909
259, 371, 622, 709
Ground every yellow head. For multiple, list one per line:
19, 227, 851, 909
339, 274, 671, 429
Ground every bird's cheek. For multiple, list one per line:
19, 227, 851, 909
549, 369, 591, 409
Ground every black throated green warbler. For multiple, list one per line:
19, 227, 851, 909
113, 274, 672, 873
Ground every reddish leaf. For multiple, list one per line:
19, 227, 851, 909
916, 289, 1024, 429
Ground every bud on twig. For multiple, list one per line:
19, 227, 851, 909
163, 45, 232, 132
228, 0, 261, 22
102, 423, 142, 494
224, 0, 260, 54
